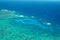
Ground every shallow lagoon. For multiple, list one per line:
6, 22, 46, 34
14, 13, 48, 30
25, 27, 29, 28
0, 9, 60, 40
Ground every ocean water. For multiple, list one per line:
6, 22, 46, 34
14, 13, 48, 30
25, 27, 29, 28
0, 1, 60, 24
0, 1, 60, 40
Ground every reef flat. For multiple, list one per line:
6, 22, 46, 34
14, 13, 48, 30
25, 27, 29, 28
0, 9, 60, 40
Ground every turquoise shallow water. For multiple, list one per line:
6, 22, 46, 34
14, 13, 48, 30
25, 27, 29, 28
0, 9, 60, 40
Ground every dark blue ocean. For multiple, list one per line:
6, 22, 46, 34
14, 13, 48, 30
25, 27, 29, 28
0, 1, 60, 25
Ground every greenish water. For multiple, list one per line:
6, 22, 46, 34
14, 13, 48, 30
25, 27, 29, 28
0, 9, 60, 40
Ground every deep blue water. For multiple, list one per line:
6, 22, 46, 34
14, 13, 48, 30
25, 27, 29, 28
0, 1, 60, 25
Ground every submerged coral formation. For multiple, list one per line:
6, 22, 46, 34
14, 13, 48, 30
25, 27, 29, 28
0, 9, 60, 40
